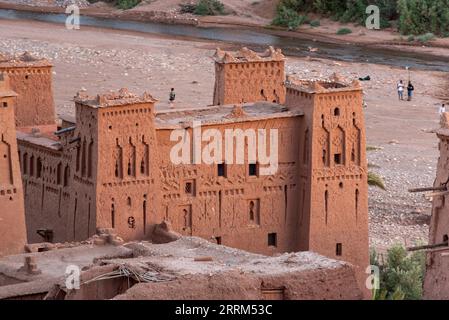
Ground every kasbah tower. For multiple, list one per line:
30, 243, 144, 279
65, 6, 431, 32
0, 72, 27, 257
1, 47, 369, 296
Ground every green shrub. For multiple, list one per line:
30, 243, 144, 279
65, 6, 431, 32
407, 35, 415, 42
179, 3, 197, 14
272, 5, 307, 29
310, 19, 321, 27
416, 32, 435, 43
336, 27, 352, 35
371, 245, 425, 300
116, 0, 141, 10
272, 0, 449, 36
194, 0, 225, 16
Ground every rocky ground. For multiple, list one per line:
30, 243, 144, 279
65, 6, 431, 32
1, 18, 446, 250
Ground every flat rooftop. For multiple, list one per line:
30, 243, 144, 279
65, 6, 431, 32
16, 125, 62, 151
0, 52, 52, 68
155, 102, 303, 129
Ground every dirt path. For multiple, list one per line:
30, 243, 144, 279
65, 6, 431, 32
0, 17, 444, 249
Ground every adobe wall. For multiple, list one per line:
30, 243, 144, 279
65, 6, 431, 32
11, 49, 370, 298
0, 74, 27, 257
285, 80, 370, 297
114, 267, 362, 300
93, 97, 160, 242
0, 54, 55, 127
155, 116, 303, 255
17, 134, 72, 243
423, 118, 449, 299
213, 47, 286, 106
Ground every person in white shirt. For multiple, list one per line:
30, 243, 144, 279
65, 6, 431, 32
397, 80, 404, 100
439, 103, 446, 116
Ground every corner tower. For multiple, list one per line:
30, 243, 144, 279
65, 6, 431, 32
0, 52, 56, 127
70, 89, 160, 241
0, 73, 27, 256
286, 75, 369, 295
212, 47, 286, 106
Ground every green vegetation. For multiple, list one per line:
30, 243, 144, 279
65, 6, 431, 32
271, 0, 449, 37
416, 32, 436, 43
336, 27, 352, 35
179, 0, 225, 15
371, 245, 425, 300
368, 171, 386, 190
116, 0, 141, 10
309, 19, 321, 27
366, 145, 382, 151
87, 0, 141, 10
272, 5, 308, 29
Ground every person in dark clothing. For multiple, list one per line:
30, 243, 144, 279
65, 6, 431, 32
169, 88, 176, 108
407, 82, 414, 101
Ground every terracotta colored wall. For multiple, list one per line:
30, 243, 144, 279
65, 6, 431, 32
0, 66, 55, 127
213, 61, 286, 106
13, 49, 369, 298
94, 102, 160, 241
0, 76, 27, 256
285, 86, 370, 296
423, 134, 449, 299
114, 267, 363, 300
155, 117, 302, 254
18, 141, 70, 243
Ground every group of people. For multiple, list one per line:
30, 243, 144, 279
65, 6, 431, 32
397, 80, 414, 101
397, 80, 447, 117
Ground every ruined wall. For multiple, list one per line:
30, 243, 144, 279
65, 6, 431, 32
0, 74, 27, 256
213, 47, 286, 106
423, 121, 449, 299
113, 266, 362, 300
155, 116, 302, 255
0, 58, 55, 127
285, 81, 369, 297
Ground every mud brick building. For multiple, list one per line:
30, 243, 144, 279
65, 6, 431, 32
0, 53, 55, 127
0, 47, 369, 293
0, 73, 27, 257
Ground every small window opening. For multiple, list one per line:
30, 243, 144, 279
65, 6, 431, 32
185, 182, 193, 195
249, 163, 257, 176
268, 233, 277, 247
336, 243, 343, 256
334, 153, 342, 165
217, 163, 225, 177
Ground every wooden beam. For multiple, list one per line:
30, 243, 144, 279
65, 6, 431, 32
408, 186, 447, 193
407, 241, 448, 252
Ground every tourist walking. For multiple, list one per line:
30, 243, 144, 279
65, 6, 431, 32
439, 103, 446, 116
407, 81, 414, 101
397, 80, 404, 100
169, 88, 176, 108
